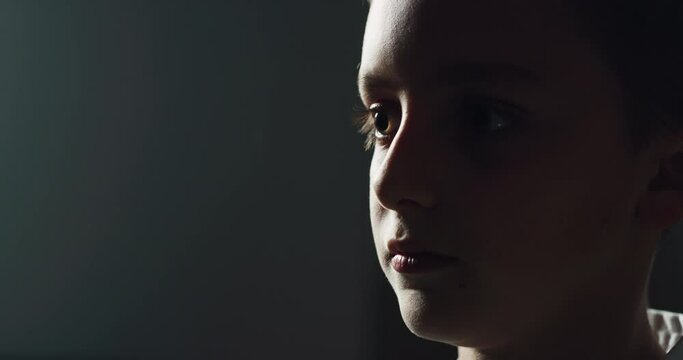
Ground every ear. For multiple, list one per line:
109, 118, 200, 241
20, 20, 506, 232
636, 142, 683, 230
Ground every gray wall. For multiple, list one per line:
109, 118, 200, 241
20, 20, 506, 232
0, 1, 375, 359
0, 1, 681, 359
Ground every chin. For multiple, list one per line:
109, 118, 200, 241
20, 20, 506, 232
396, 289, 506, 348
396, 289, 465, 344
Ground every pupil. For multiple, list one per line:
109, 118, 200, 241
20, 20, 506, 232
471, 106, 502, 133
374, 112, 389, 134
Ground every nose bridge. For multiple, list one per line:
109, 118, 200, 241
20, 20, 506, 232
371, 101, 440, 210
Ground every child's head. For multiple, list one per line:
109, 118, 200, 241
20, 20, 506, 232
355, 0, 683, 356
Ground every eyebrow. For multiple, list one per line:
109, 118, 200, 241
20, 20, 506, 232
357, 62, 541, 94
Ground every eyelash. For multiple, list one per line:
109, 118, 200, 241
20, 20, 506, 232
350, 98, 389, 151
350, 95, 526, 152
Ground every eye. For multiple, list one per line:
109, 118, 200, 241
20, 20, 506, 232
459, 95, 525, 137
369, 103, 397, 139
350, 99, 399, 151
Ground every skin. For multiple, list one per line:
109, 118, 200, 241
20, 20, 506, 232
357, 0, 683, 359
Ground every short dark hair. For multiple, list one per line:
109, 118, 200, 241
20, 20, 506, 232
567, 1, 683, 156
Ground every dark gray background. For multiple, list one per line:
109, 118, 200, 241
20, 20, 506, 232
0, 1, 680, 359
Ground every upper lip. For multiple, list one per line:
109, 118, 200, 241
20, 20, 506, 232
387, 238, 457, 259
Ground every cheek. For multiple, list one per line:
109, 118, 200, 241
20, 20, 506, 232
457, 145, 633, 290
369, 199, 383, 245
368, 155, 383, 234
464, 188, 577, 277
368, 183, 390, 263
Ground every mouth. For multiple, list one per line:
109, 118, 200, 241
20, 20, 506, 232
387, 238, 457, 260
389, 252, 459, 274
386, 238, 460, 273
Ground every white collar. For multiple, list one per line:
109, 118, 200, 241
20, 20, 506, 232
647, 308, 683, 358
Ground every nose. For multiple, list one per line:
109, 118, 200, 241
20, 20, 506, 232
370, 107, 441, 212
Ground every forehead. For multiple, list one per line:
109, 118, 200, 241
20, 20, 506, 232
359, 0, 592, 92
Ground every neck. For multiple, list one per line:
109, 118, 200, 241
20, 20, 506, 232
457, 288, 666, 360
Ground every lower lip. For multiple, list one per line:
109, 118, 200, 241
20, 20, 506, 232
390, 253, 459, 273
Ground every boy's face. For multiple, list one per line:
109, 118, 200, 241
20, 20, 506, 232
360, 0, 662, 348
